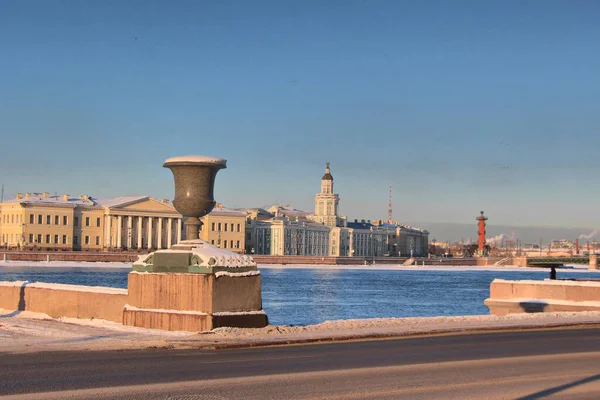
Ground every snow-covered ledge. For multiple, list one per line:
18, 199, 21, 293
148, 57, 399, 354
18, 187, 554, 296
485, 278, 600, 316
0, 280, 128, 322
132, 239, 257, 274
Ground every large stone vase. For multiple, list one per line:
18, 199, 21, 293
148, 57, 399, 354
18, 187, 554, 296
163, 155, 227, 241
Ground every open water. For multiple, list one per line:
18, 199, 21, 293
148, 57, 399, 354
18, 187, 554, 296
1, 266, 599, 326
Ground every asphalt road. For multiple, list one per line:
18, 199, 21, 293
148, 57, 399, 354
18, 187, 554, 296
1, 327, 600, 399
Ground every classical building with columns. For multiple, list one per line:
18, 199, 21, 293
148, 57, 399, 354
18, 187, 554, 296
247, 216, 330, 256
98, 196, 182, 251
0, 192, 182, 251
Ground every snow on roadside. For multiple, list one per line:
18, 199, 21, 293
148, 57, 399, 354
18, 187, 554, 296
2, 307, 600, 354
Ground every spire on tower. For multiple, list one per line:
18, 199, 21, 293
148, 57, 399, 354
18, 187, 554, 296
388, 185, 393, 223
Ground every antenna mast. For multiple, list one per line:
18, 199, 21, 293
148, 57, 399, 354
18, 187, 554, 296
388, 185, 392, 223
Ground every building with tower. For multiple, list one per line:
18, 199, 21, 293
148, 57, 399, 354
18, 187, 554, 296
309, 163, 346, 228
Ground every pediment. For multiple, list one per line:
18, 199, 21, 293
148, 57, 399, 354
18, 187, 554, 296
113, 198, 177, 212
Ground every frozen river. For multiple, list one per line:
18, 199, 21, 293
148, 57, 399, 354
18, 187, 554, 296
1, 264, 599, 326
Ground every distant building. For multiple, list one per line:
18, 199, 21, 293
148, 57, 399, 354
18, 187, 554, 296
309, 162, 347, 228
0, 192, 182, 251
199, 204, 246, 254
246, 216, 330, 256
267, 204, 313, 220
244, 162, 429, 257
372, 220, 429, 257
345, 220, 389, 257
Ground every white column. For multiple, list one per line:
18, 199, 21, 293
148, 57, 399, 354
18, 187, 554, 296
147, 217, 153, 249
126, 216, 133, 249
157, 217, 163, 249
103, 215, 111, 249
137, 217, 143, 249
167, 218, 173, 248
177, 218, 182, 243
117, 216, 122, 249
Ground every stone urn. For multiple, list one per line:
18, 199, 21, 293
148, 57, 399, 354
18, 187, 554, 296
163, 155, 227, 241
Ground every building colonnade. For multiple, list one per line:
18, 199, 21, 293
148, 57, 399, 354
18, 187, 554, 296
104, 214, 182, 250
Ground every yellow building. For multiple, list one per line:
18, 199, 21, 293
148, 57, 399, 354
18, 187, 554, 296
0, 192, 182, 251
199, 204, 246, 254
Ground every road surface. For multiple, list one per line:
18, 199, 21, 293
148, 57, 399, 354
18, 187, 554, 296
1, 327, 599, 399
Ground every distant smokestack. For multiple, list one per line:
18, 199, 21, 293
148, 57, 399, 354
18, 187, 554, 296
576, 238, 580, 255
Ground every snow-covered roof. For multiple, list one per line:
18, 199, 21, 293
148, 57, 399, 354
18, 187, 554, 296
209, 205, 246, 217
267, 204, 313, 218
2, 193, 99, 208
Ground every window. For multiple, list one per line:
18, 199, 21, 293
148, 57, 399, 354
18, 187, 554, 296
11, 215, 14, 223
85, 217, 90, 227
223, 241, 227, 248
74, 236, 78, 245
45, 234, 50, 244
74, 217, 79, 226
218, 223, 222, 231
237, 224, 241, 232
29, 234, 33, 243
211, 240, 215, 244
55, 215, 59, 225
224, 223, 227, 232
30, 214, 34, 224
54, 235, 58, 244
46, 215, 51, 225
63, 216, 67, 225
85, 236, 89, 245
37, 234, 41, 244
97, 218, 101, 227
230, 240, 234, 248
211, 222, 215, 231
62, 235, 67, 244
95, 236, 100, 245
38, 215, 42, 224
237, 240, 240, 248
230, 223, 234, 232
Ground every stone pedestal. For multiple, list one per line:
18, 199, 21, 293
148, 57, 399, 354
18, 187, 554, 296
123, 240, 268, 332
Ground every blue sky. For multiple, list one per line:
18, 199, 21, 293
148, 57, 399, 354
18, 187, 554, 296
1, 1, 599, 229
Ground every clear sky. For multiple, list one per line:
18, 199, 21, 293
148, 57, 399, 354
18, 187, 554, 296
1, 1, 599, 230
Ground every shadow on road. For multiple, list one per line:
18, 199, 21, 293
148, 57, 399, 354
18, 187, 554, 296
517, 373, 600, 399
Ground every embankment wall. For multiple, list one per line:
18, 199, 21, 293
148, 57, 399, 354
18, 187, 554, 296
485, 279, 600, 316
0, 281, 127, 322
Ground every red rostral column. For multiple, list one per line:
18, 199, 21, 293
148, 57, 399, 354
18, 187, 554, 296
477, 211, 488, 251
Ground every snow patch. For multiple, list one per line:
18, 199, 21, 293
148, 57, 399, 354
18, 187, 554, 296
124, 304, 209, 316
26, 282, 128, 295
215, 271, 260, 278
494, 278, 600, 287
212, 310, 266, 316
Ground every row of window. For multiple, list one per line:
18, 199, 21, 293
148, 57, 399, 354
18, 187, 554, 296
210, 222, 242, 232
1, 213, 103, 227
1, 233, 100, 246
210, 239, 241, 249
26, 215, 101, 227
2, 214, 22, 224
